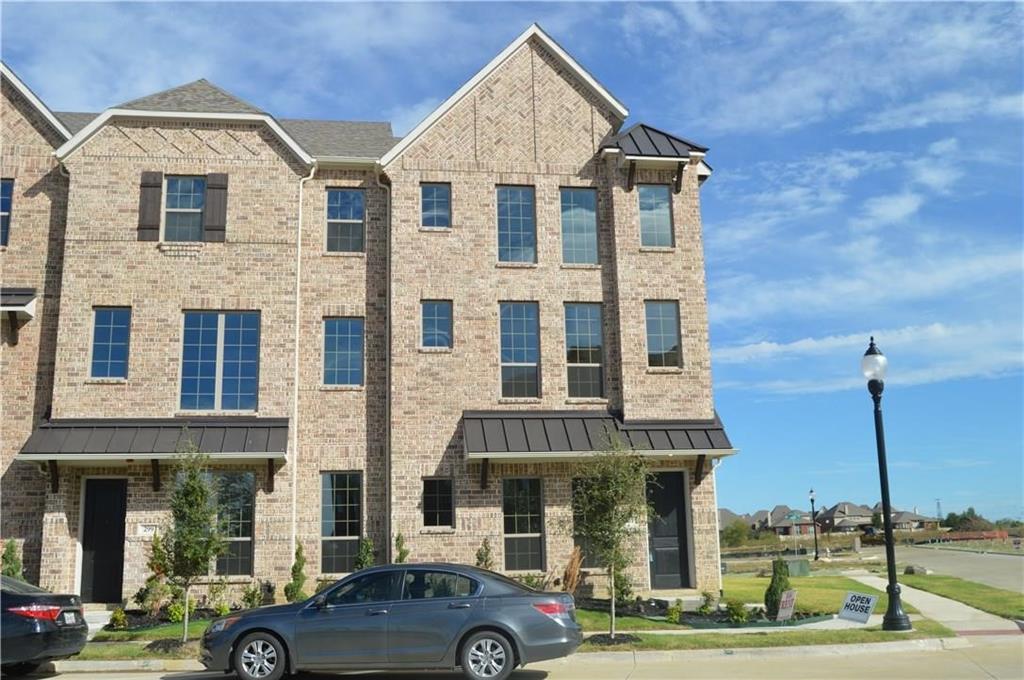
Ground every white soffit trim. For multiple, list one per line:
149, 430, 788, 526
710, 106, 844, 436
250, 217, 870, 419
55, 109, 314, 165
0, 297, 37, 320
381, 23, 629, 166
0, 62, 72, 140
697, 160, 713, 178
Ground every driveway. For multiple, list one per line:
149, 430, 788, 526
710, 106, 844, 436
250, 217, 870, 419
888, 545, 1024, 592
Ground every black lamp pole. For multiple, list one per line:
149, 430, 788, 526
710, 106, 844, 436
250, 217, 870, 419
809, 489, 819, 560
863, 337, 912, 631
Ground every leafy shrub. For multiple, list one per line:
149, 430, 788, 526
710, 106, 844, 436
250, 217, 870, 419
697, 590, 716, 616
284, 543, 308, 603
241, 582, 264, 610
513, 573, 546, 590
315, 579, 334, 594
166, 596, 196, 624
611, 553, 633, 604
354, 537, 375, 570
725, 599, 750, 624
214, 601, 231, 617
108, 607, 128, 630
1, 540, 23, 579
394, 533, 410, 564
763, 558, 791, 619
133, 575, 171, 617
475, 538, 495, 571
665, 598, 683, 624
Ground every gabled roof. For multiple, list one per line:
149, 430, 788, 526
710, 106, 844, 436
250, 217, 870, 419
718, 508, 745, 526
117, 79, 263, 114
0, 62, 71, 140
381, 23, 629, 166
603, 122, 708, 158
54, 111, 98, 135
280, 119, 399, 159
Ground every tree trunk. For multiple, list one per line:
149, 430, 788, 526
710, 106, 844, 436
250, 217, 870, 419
609, 562, 616, 640
182, 586, 190, 643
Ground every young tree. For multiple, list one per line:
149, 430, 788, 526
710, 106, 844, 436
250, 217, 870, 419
570, 434, 651, 639
871, 512, 883, 530
152, 447, 225, 642
721, 519, 751, 547
393, 532, 410, 563
1, 539, 23, 579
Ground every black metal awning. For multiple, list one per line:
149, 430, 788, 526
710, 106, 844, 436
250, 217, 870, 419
462, 410, 733, 460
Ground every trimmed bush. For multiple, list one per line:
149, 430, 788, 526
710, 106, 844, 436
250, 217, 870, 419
284, 543, 309, 602
697, 590, 716, 616
354, 537, 375, 570
665, 598, 683, 624
763, 558, 791, 619
394, 533, 410, 563
725, 598, 750, 624
241, 582, 263, 610
108, 607, 128, 630
475, 538, 495, 571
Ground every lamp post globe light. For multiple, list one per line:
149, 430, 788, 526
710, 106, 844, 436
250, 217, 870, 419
809, 488, 819, 561
862, 337, 912, 631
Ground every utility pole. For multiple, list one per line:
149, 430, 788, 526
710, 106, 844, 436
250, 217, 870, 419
936, 498, 942, 523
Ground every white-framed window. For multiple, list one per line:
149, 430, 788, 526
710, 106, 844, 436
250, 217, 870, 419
322, 471, 362, 573
644, 300, 682, 367
565, 302, 603, 398
180, 311, 260, 411
326, 189, 365, 252
497, 186, 536, 263
638, 184, 673, 247
421, 300, 453, 349
323, 317, 364, 386
499, 302, 540, 398
90, 307, 132, 379
214, 471, 255, 576
421, 183, 451, 228
1, 179, 12, 247
164, 176, 206, 242
560, 187, 598, 264
503, 478, 544, 570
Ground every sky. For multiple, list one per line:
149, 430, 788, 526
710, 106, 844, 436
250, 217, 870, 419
3, 2, 1022, 520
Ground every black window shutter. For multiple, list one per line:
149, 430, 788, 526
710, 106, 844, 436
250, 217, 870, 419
137, 171, 163, 241
203, 173, 228, 242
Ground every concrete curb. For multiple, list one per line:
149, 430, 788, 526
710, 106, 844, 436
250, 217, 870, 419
50, 637, 974, 672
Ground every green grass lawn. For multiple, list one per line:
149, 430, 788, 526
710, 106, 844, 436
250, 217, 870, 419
76, 641, 199, 660
579, 619, 953, 652
91, 619, 210, 642
722, 575, 920, 615
899, 574, 1024, 620
576, 608, 685, 632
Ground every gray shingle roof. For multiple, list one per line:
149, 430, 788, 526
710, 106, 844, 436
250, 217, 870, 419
54, 111, 97, 135
279, 119, 398, 159
603, 122, 708, 157
117, 79, 263, 114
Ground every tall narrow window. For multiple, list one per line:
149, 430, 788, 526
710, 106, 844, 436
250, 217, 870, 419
91, 307, 132, 379
638, 185, 673, 247
326, 189, 365, 252
180, 311, 260, 411
322, 472, 362, 573
496, 186, 536, 263
1, 179, 12, 247
421, 300, 453, 349
499, 302, 540, 398
560, 188, 598, 264
423, 478, 454, 527
644, 301, 681, 367
164, 176, 206, 242
503, 478, 543, 571
215, 472, 255, 576
565, 303, 603, 398
324, 318, 364, 386
571, 478, 599, 568
421, 183, 451, 228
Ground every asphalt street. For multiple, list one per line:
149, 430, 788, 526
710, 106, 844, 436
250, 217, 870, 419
888, 544, 1024, 592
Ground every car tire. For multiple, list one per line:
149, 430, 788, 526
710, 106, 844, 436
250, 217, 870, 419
233, 632, 286, 680
1, 662, 42, 677
461, 630, 515, 680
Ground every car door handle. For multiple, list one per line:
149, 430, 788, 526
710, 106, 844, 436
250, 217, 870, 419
367, 608, 389, 616
448, 602, 472, 609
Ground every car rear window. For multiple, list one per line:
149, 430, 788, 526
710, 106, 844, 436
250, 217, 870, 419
477, 569, 537, 593
0, 575, 48, 594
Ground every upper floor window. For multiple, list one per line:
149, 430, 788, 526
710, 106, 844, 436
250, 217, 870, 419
560, 188, 598, 264
322, 471, 362, 573
565, 303, 603, 398
324, 317, 364, 386
164, 176, 206, 242
499, 302, 539, 398
1, 179, 12, 247
326, 189, 365, 252
421, 183, 451, 229
644, 300, 681, 368
91, 307, 131, 379
497, 186, 536, 263
180, 311, 260, 411
421, 300, 453, 349
638, 185, 673, 247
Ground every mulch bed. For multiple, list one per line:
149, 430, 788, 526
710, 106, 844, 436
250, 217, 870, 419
586, 633, 642, 646
114, 609, 216, 630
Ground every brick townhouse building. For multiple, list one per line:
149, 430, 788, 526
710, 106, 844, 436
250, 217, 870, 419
0, 24, 735, 604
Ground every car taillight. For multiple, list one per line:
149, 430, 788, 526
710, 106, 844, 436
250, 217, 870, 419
8, 605, 62, 621
533, 602, 569, 618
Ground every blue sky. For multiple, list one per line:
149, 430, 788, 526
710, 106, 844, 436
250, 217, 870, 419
4, 2, 1022, 520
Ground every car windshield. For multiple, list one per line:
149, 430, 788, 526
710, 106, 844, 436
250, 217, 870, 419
0, 575, 48, 595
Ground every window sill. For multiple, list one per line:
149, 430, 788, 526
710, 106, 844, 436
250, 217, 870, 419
419, 227, 452, 233
194, 576, 253, 585
498, 397, 542, 404
322, 251, 366, 258
560, 263, 601, 270
565, 397, 608, 405
646, 367, 684, 374
495, 262, 538, 269
85, 378, 128, 385
639, 246, 677, 253
320, 384, 365, 392
419, 527, 456, 535
418, 346, 453, 354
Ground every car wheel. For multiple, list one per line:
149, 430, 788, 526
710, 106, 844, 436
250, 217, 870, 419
461, 630, 514, 680
233, 632, 286, 680
1, 662, 42, 677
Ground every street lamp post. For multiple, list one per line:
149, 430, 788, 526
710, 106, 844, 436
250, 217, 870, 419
809, 489, 819, 561
862, 337, 912, 632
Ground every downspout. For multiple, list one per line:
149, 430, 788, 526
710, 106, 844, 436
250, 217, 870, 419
290, 161, 318, 560
374, 166, 392, 562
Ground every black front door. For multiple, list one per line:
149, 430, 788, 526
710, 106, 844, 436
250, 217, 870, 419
647, 471, 691, 590
81, 479, 128, 603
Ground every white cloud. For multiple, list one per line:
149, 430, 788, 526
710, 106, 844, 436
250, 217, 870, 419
850, 192, 924, 230
927, 137, 960, 156
907, 160, 963, 193
852, 90, 1024, 133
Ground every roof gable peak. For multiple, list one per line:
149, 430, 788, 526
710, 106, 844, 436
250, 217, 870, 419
117, 78, 263, 115
0, 61, 72, 141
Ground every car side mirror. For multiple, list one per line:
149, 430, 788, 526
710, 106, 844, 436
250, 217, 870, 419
312, 594, 327, 609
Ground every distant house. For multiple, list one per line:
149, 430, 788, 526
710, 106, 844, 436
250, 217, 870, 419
771, 510, 816, 536
718, 508, 749, 528
817, 502, 874, 533
892, 511, 940, 531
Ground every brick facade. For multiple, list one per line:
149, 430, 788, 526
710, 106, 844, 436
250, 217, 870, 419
0, 29, 727, 605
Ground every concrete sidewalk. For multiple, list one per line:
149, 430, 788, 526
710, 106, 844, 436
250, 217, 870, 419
848, 574, 1022, 635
